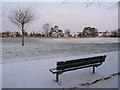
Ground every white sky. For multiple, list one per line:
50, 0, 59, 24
1, 0, 120, 2
1, 1, 119, 33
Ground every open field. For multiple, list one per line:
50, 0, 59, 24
2, 37, 119, 64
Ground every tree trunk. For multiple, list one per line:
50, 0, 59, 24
22, 25, 24, 46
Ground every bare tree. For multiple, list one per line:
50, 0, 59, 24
42, 23, 51, 37
61, 0, 119, 9
8, 7, 34, 46
65, 29, 71, 37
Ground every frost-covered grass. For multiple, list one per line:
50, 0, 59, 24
2, 37, 119, 64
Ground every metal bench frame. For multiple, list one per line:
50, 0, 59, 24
49, 55, 106, 82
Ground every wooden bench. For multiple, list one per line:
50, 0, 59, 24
49, 55, 106, 82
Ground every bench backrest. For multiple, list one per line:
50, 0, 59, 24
56, 55, 106, 70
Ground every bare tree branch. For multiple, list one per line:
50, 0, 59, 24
61, 0, 119, 9
8, 7, 35, 46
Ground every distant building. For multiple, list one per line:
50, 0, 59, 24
0, 31, 22, 37
98, 32, 104, 37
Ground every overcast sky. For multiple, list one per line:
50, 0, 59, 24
2, 2, 118, 33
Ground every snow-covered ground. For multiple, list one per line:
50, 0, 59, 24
2, 51, 119, 88
2, 37, 119, 64
1, 37, 119, 88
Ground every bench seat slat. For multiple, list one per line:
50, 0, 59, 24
49, 62, 101, 74
57, 55, 105, 65
57, 60, 103, 70
56, 55, 106, 70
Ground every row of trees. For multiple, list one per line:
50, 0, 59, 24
43, 23, 74, 37
2, 28, 120, 38
43, 23, 64, 37
42, 23, 98, 38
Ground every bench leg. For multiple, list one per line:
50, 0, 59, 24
56, 73, 59, 82
93, 66, 95, 74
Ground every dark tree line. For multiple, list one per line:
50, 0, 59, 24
43, 23, 64, 37
82, 27, 98, 37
